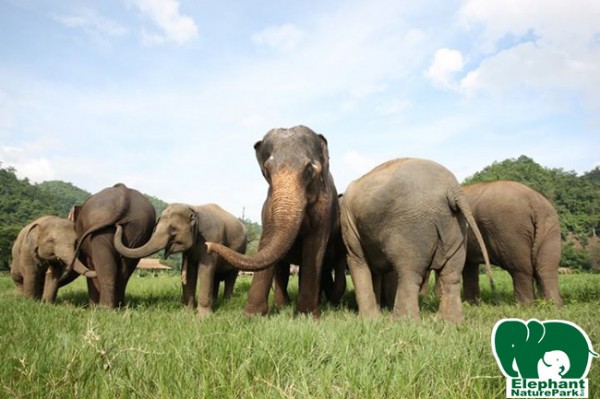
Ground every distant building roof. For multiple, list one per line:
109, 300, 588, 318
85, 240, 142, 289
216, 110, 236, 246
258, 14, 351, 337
137, 258, 172, 270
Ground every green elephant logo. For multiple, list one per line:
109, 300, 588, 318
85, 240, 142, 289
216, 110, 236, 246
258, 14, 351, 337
491, 319, 597, 398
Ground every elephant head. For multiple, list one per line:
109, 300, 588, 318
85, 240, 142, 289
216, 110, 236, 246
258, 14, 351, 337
492, 319, 598, 379
114, 204, 198, 258
207, 125, 330, 271
29, 216, 96, 278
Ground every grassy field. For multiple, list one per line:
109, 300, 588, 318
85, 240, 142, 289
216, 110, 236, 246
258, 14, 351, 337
0, 270, 598, 398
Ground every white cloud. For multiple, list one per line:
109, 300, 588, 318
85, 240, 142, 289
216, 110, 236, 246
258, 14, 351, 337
376, 98, 411, 116
425, 48, 466, 89
0, 146, 55, 182
252, 24, 305, 52
52, 9, 128, 46
455, 0, 600, 109
339, 150, 382, 184
132, 0, 198, 45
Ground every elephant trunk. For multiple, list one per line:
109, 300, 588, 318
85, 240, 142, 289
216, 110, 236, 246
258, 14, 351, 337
207, 170, 306, 271
57, 247, 97, 279
113, 224, 168, 259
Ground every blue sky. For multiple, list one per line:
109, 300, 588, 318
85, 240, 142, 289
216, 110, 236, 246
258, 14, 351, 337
1, 0, 599, 221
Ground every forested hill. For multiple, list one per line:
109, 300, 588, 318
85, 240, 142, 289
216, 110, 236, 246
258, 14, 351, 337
0, 165, 168, 268
1, 156, 599, 270
464, 155, 599, 239
464, 156, 600, 271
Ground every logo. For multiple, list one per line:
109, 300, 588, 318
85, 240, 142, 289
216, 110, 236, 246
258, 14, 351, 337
492, 319, 597, 398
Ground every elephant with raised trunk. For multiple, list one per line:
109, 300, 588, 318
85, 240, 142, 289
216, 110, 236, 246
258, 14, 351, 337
207, 125, 339, 317
10, 215, 96, 302
462, 180, 563, 306
66, 183, 156, 308
340, 158, 492, 323
114, 203, 247, 316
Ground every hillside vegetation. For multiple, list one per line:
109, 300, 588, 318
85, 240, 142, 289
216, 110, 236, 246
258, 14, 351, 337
1, 155, 599, 270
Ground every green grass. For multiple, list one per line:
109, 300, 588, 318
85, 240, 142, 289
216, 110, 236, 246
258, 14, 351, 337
0, 270, 598, 398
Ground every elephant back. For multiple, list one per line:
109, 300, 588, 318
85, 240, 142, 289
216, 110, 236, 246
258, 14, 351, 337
76, 184, 130, 237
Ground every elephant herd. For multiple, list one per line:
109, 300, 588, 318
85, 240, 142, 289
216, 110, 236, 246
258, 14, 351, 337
9, 125, 564, 322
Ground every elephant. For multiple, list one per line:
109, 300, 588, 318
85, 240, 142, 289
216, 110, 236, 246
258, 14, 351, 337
64, 183, 156, 308
207, 125, 339, 317
492, 319, 597, 379
113, 203, 247, 316
10, 215, 96, 302
462, 180, 563, 306
340, 158, 492, 323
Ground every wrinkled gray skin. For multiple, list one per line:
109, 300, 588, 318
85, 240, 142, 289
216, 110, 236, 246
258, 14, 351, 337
341, 158, 491, 323
64, 183, 156, 308
462, 181, 563, 306
114, 203, 247, 316
273, 209, 347, 307
10, 215, 96, 303
207, 126, 339, 317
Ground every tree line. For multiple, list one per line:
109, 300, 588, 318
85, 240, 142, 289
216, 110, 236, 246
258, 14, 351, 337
1, 156, 598, 270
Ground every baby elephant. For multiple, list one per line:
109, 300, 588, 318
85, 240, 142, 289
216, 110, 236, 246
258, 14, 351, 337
11, 215, 96, 303
114, 203, 247, 316
341, 158, 490, 323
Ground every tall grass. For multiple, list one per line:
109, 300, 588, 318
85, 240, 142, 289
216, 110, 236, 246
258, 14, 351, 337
0, 271, 598, 398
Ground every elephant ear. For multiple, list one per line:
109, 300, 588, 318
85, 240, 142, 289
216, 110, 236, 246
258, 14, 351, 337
317, 134, 330, 175
254, 140, 267, 180
189, 208, 198, 233
24, 222, 42, 255
68, 205, 81, 222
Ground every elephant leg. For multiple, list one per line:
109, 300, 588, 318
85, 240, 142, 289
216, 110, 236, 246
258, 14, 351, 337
382, 270, 398, 310
372, 272, 382, 307
345, 231, 379, 318
329, 257, 347, 305
181, 257, 199, 309
22, 272, 39, 299
392, 268, 423, 321
535, 269, 563, 306
196, 257, 217, 317
535, 240, 563, 306
116, 257, 137, 307
212, 274, 221, 303
511, 269, 535, 306
222, 270, 237, 301
462, 261, 481, 304
87, 277, 100, 305
437, 250, 466, 323
11, 265, 24, 295
273, 262, 291, 307
245, 267, 275, 316
89, 234, 119, 308
297, 232, 328, 317
419, 269, 431, 296
42, 267, 61, 303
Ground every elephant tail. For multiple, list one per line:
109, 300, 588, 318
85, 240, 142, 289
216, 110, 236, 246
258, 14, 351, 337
449, 187, 498, 302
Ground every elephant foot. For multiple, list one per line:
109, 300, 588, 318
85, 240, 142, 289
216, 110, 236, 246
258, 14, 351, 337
295, 307, 321, 319
244, 302, 269, 316
196, 306, 213, 318
274, 295, 290, 308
